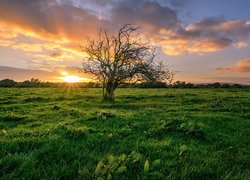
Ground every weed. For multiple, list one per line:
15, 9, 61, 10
179, 121, 205, 139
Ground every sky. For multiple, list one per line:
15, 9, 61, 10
0, 0, 250, 84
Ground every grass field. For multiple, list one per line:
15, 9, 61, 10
0, 88, 249, 179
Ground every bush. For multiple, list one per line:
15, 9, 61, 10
0, 79, 17, 87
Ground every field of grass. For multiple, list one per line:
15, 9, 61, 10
0, 87, 249, 179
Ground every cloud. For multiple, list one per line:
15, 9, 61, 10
187, 18, 250, 38
188, 38, 232, 53
169, 0, 186, 7
155, 17, 250, 55
156, 36, 233, 56
0, 0, 250, 59
0, 0, 106, 42
112, 0, 179, 32
233, 42, 248, 49
216, 59, 250, 73
50, 51, 63, 58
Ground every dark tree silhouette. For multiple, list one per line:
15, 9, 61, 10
0, 79, 17, 87
81, 24, 174, 101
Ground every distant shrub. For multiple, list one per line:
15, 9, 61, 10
0, 78, 249, 88
0, 79, 17, 87
137, 81, 167, 88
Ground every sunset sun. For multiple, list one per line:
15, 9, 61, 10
63, 75, 81, 83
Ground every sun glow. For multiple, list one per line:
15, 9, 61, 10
63, 75, 81, 83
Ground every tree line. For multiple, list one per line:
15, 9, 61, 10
0, 78, 248, 88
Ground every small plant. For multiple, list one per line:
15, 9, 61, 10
93, 151, 142, 179
52, 105, 61, 110
54, 125, 94, 140
144, 159, 150, 173
147, 119, 206, 140
148, 120, 180, 137
179, 121, 205, 139
179, 144, 188, 156
91, 152, 164, 179
98, 112, 116, 120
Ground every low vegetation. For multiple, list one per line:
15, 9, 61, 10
0, 78, 249, 89
0, 88, 249, 179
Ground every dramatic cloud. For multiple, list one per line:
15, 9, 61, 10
112, 0, 179, 32
216, 59, 250, 73
156, 17, 250, 55
188, 38, 232, 53
0, 0, 106, 42
1, 0, 250, 58
187, 18, 250, 38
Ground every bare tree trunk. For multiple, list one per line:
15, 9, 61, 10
103, 81, 115, 101
102, 78, 106, 100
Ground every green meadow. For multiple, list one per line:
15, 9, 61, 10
0, 88, 249, 179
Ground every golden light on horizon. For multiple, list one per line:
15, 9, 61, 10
59, 71, 92, 83
63, 75, 82, 83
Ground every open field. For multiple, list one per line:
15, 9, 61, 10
0, 88, 249, 179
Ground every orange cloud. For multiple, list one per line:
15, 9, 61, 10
0, 0, 250, 59
216, 59, 250, 73
188, 38, 232, 53
0, 0, 107, 43
233, 42, 248, 49
157, 37, 232, 55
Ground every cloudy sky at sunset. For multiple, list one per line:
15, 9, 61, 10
0, 0, 250, 84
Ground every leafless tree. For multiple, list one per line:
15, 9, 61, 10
81, 24, 174, 101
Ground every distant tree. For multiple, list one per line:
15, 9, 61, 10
212, 82, 221, 88
15, 78, 42, 87
138, 81, 167, 88
30, 78, 41, 86
173, 81, 186, 88
81, 24, 174, 101
0, 79, 17, 87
